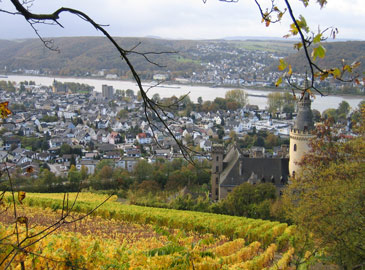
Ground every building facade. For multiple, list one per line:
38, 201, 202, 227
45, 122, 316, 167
102, 85, 114, 99
211, 144, 289, 200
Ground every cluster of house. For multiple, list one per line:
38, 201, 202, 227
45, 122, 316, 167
0, 81, 297, 183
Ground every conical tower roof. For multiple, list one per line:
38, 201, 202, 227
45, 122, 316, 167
293, 83, 314, 132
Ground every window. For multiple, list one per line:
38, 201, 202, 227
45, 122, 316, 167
215, 177, 219, 185
216, 156, 219, 161
215, 188, 218, 196
216, 166, 219, 173
294, 144, 297, 152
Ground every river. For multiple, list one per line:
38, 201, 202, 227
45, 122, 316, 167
3, 75, 364, 113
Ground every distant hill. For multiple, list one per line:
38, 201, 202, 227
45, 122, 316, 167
0, 37, 363, 80
278, 41, 365, 74
0, 37, 201, 77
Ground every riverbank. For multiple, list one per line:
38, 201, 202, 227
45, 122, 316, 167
2, 74, 364, 112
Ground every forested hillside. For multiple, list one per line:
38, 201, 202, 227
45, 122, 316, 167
0, 37, 364, 84
281, 41, 365, 74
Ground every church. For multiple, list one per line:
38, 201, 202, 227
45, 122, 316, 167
211, 91, 315, 200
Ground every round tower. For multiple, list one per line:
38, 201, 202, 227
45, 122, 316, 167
289, 91, 316, 177
211, 144, 224, 201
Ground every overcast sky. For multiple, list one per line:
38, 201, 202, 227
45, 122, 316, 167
0, 0, 364, 40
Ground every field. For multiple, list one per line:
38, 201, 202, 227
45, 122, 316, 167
0, 192, 298, 269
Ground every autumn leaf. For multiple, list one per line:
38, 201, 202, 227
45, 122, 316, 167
313, 33, 322, 44
333, 68, 341, 78
351, 61, 361, 69
320, 71, 329, 81
18, 191, 26, 204
288, 64, 293, 76
275, 77, 283, 87
17, 216, 28, 224
312, 45, 326, 60
278, 59, 288, 71
294, 42, 303, 50
26, 166, 34, 174
300, 0, 309, 7
343, 65, 352, 73
289, 23, 299, 36
317, 0, 327, 8
0, 101, 12, 119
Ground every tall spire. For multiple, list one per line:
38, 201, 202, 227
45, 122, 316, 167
293, 75, 314, 132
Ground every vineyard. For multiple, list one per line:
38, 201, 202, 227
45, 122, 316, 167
0, 192, 300, 269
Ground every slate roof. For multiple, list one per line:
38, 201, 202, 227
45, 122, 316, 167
220, 145, 289, 188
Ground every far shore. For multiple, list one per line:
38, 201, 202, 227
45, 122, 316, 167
1, 73, 364, 99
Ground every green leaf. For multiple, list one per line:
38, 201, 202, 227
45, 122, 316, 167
313, 33, 322, 44
332, 68, 341, 78
298, 15, 309, 33
290, 23, 299, 36
312, 45, 326, 61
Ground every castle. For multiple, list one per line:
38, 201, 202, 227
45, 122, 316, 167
211, 91, 315, 200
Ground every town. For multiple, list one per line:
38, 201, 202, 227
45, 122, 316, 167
0, 79, 356, 190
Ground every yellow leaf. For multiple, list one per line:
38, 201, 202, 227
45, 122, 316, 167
18, 191, 26, 204
344, 65, 352, 73
290, 23, 299, 36
278, 59, 288, 71
275, 77, 283, 87
288, 64, 293, 76
0, 101, 12, 119
294, 42, 303, 50
331, 68, 341, 79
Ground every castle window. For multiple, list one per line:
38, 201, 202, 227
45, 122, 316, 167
215, 188, 218, 196
294, 144, 297, 152
216, 156, 219, 161
216, 166, 219, 173
216, 177, 219, 185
